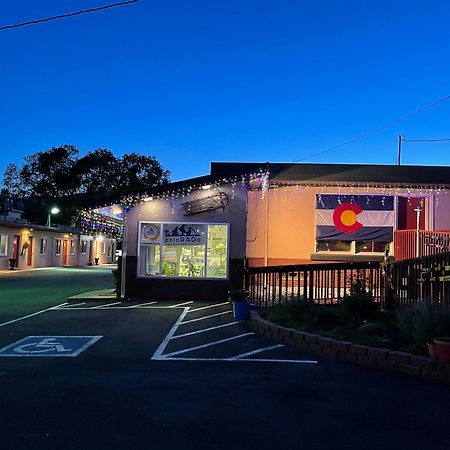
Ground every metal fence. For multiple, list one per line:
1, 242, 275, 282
388, 251, 450, 310
245, 261, 382, 308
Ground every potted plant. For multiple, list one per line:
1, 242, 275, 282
228, 289, 249, 320
434, 337, 450, 363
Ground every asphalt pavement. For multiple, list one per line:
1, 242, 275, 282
0, 269, 449, 450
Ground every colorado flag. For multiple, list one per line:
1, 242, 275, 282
316, 195, 394, 241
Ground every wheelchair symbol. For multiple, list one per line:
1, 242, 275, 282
13, 338, 72, 354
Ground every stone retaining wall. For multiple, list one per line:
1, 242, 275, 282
249, 311, 450, 385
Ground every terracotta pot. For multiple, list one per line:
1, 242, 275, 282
427, 343, 437, 360
434, 338, 450, 364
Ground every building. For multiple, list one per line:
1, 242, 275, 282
0, 202, 116, 270
117, 162, 450, 301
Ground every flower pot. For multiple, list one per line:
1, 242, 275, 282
434, 338, 450, 363
427, 343, 437, 360
233, 301, 249, 321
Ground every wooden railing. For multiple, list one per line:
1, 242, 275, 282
394, 230, 450, 261
386, 252, 450, 310
245, 261, 382, 308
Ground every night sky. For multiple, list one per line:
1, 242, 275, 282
1, 0, 450, 181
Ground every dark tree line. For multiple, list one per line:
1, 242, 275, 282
1, 145, 170, 226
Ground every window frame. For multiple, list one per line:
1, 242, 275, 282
137, 221, 230, 280
55, 238, 62, 256
70, 239, 76, 255
40, 237, 48, 255
0, 234, 8, 256
81, 240, 88, 254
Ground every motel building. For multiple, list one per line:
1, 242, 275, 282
0, 202, 116, 271
81, 162, 450, 301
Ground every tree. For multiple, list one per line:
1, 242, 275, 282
1, 145, 170, 226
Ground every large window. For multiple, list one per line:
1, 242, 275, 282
40, 237, 48, 255
0, 234, 7, 256
55, 239, 62, 256
81, 240, 88, 254
138, 222, 229, 279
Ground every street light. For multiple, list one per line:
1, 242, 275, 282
46, 206, 60, 227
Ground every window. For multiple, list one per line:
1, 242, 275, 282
355, 241, 389, 253
101, 241, 106, 255
0, 234, 7, 256
138, 222, 229, 279
316, 240, 351, 252
70, 240, 76, 255
40, 237, 48, 255
81, 240, 88, 254
55, 239, 62, 256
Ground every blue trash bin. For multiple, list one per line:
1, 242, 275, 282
233, 301, 249, 320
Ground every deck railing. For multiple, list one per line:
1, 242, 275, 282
394, 230, 450, 261
245, 261, 382, 309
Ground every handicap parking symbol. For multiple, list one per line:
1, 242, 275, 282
0, 336, 102, 357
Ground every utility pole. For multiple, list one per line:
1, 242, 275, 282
397, 135, 403, 165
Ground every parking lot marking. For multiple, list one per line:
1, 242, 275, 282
160, 332, 255, 358
92, 302, 122, 309
152, 308, 190, 360
63, 302, 86, 308
0, 336, 103, 357
169, 301, 194, 308
227, 344, 284, 360
171, 321, 242, 339
129, 302, 157, 308
180, 310, 233, 324
187, 302, 229, 313
161, 357, 318, 364
0, 302, 68, 328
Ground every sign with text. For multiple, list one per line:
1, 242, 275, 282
163, 224, 206, 246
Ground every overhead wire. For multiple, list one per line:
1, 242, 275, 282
293, 94, 450, 163
0, 0, 140, 31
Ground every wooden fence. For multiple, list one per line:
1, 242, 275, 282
394, 230, 450, 261
245, 261, 382, 309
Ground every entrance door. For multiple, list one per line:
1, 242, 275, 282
13, 235, 20, 267
27, 236, 33, 267
63, 240, 69, 266
397, 197, 426, 230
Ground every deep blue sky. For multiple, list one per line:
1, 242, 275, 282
1, 0, 450, 181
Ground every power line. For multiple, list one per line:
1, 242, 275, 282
293, 94, 450, 163
0, 0, 140, 31
402, 137, 450, 142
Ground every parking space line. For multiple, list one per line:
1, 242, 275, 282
187, 302, 229, 313
162, 357, 318, 364
160, 332, 254, 358
92, 302, 122, 309
63, 303, 86, 308
172, 321, 242, 339
0, 302, 68, 328
180, 310, 233, 324
169, 301, 194, 308
227, 344, 284, 360
152, 308, 190, 360
129, 302, 157, 308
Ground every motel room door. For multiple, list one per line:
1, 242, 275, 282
63, 240, 69, 266
13, 235, 20, 267
27, 236, 33, 267
397, 197, 426, 230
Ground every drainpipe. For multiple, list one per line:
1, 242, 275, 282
120, 220, 128, 299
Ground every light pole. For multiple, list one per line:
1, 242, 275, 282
46, 206, 60, 227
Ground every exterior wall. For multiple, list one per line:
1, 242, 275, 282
0, 225, 116, 270
246, 186, 450, 266
123, 183, 247, 300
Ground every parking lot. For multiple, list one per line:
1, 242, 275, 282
1, 269, 450, 450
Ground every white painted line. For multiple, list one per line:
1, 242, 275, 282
159, 357, 318, 364
51, 306, 184, 310
168, 301, 194, 308
160, 332, 254, 358
151, 308, 190, 360
172, 321, 242, 339
92, 302, 122, 309
0, 302, 69, 328
187, 302, 229, 313
228, 344, 284, 360
180, 310, 233, 324
129, 301, 157, 308
63, 302, 86, 308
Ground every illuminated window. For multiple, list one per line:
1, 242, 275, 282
0, 234, 7, 255
55, 239, 62, 255
70, 240, 76, 255
40, 237, 48, 255
138, 222, 229, 279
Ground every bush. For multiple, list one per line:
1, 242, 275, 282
397, 306, 450, 354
